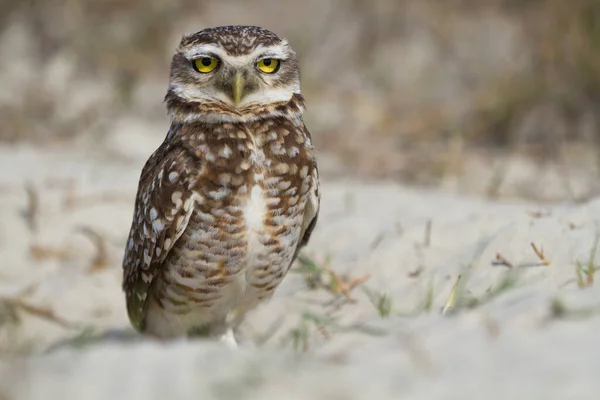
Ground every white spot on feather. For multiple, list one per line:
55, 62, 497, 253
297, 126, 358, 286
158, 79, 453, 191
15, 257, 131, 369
289, 146, 300, 157
207, 187, 231, 201
152, 219, 164, 233
219, 173, 232, 185
254, 173, 265, 183
172, 191, 183, 207
141, 272, 153, 284
220, 145, 233, 158
168, 172, 179, 182
266, 197, 281, 206
288, 195, 299, 206
275, 163, 290, 175
277, 181, 291, 190
143, 250, 151, 266
265, 176, 281, 186
299, 166, 308, 178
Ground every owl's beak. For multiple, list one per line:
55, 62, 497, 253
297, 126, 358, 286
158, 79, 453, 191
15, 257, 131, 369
232, 71, 244, 105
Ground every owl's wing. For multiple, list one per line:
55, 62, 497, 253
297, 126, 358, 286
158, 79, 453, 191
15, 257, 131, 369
296, 160, 320, 254
122, 141, 198, 332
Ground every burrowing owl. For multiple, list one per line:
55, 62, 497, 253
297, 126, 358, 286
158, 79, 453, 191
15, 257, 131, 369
122, 26, 319, 346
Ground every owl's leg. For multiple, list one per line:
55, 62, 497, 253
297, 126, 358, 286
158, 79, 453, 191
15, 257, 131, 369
187, 325, 237, 348
217, 328, 238, 349
193, 319, 237, 348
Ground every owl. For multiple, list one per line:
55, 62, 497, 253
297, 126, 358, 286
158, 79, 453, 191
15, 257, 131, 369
121, 26, 320, 347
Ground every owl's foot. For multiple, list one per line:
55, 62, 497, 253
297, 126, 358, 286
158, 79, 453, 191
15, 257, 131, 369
217, 328, 238, 349
188, 324, 238, 348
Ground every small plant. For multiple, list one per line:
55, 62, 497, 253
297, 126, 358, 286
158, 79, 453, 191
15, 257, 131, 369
531, 243, 551, 266
494, 244, 551, 269
549, 297, 600, 320
294, 254, 370, 301
574, 230, 600, 289
362, 287, 393, 318
280, 310, 386, 353
397, 279, 435, 317
442, 275, 462, 315
293, 254, 328, 290
45, 327, 140, 353
280, 312, 336, 353
442, 270, 521, 315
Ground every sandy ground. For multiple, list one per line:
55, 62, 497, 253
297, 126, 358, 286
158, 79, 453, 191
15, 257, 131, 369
1, 144, 600, 399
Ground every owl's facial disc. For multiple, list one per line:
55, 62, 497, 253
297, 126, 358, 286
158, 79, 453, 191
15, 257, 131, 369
170, 39, 300, 111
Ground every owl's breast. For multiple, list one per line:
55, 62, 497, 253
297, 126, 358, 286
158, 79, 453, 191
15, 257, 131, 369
157, 118, 315, 312
240, 172, 305, 294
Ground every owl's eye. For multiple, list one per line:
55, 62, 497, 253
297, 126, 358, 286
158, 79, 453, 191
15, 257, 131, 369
256, 58, 280, 74
193, 57, 219, 73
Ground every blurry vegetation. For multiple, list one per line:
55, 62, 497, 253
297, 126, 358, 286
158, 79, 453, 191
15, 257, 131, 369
294, 254, 370, 302
1, 0, 600, 197
574, 227, 600, 289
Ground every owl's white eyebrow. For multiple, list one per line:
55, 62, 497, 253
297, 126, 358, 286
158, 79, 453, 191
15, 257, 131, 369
184, 44, 228, 60
184, 43, 291, 63
254, 42, 290, 60
256, 52, 282, 60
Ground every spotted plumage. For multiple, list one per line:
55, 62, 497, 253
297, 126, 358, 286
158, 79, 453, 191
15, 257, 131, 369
122, 26, 320, 345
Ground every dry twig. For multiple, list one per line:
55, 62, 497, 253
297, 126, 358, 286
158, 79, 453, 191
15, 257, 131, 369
1, 298, 75, 329
407, 266, 423, 278
22, 183, 39, 232
29, 244, 71, 262
527, 210, 551, 219
531, 242, 551, 266
294, 255, 370, 301
495, 253, 514, 269
423, 219, 432, 247
77, 226, 110, 271
369, 232, 386, 251
325, 266, 370, 302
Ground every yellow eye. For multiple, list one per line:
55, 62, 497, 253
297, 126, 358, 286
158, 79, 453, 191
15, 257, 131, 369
193, 57, 219, 73
257, 58, 280, 74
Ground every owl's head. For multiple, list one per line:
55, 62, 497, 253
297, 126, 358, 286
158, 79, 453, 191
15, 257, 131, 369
166, 26, 303, 123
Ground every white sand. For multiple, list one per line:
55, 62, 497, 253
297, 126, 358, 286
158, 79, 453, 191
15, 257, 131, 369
1, 145, 600, 399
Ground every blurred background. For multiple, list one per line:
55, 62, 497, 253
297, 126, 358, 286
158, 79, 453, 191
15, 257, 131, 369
2, 0, 600, 202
